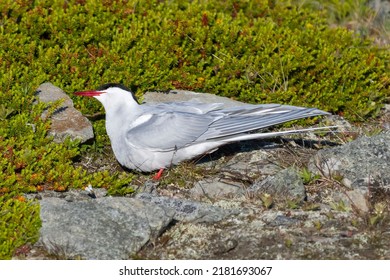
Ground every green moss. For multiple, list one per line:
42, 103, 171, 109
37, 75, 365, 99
0, 0, 389, 259
1, 0, 388, 118
0, 196, 41, 259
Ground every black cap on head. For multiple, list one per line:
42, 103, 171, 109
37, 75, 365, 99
97, 83, 139, 104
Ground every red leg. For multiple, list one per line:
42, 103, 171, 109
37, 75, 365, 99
153, 168, 164, 180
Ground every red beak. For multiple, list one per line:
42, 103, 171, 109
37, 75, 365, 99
74, 90, 104, 97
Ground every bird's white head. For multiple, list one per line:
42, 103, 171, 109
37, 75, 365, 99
74, 83, 139, 112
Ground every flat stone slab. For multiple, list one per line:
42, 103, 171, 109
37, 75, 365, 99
248, 167, 306, 201
38, 197, 174, 259
135, 193, 239, 223
309, 132, 390, 191
143, 90, 245, 107
191, 177, 245, 199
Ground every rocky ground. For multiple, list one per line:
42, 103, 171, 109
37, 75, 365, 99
13, 83, 390, 260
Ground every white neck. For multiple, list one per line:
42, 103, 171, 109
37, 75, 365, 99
94, 88, 140, 138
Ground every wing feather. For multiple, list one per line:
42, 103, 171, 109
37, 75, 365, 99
126, 111, 217, 151
200, 106, 328, 140
126, 102, 329, 151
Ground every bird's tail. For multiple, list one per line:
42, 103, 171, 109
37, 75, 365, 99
219, 126, 339, 143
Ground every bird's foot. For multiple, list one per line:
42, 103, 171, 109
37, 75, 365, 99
153, 168, 164, 180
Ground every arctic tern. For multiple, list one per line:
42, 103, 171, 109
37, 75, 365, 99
74, 83, 331, 174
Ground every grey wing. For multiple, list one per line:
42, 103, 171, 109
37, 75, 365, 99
125, 111, 218, 151
199, 104, 329, 140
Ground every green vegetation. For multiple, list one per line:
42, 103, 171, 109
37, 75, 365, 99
299, 167, 320, 184
289, 0, 390, 45
0, 0, 389, 259
0, 196, 41, 259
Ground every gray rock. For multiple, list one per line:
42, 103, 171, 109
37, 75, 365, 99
248, 167, 306, 201
143, 89, 245, 107
324, 115, 353, 133
138, 209, 373, 260
38, 197, 174, 259
35, 82, 94, 143
208, 146, 282, 175
309, 132, 390, 191
325, 188, 370, 213
135, 193, 238, 223
191, 177, 245, 199
345, 189, 370, 213
133, 180, 159, 194
268, 215, 301, 227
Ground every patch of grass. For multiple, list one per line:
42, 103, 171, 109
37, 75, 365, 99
158, 162, 213, 189
260, 193, 274, 209
368, 202, 387, 226
313, 220, 323, 230
0, 196, 40, 259
284, 238, 293, 248
300, 167, 320, 184
285, 198, 302, 209
288, 0, 390, 45
302, 202, 321, 211
330, 199, 350, 212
